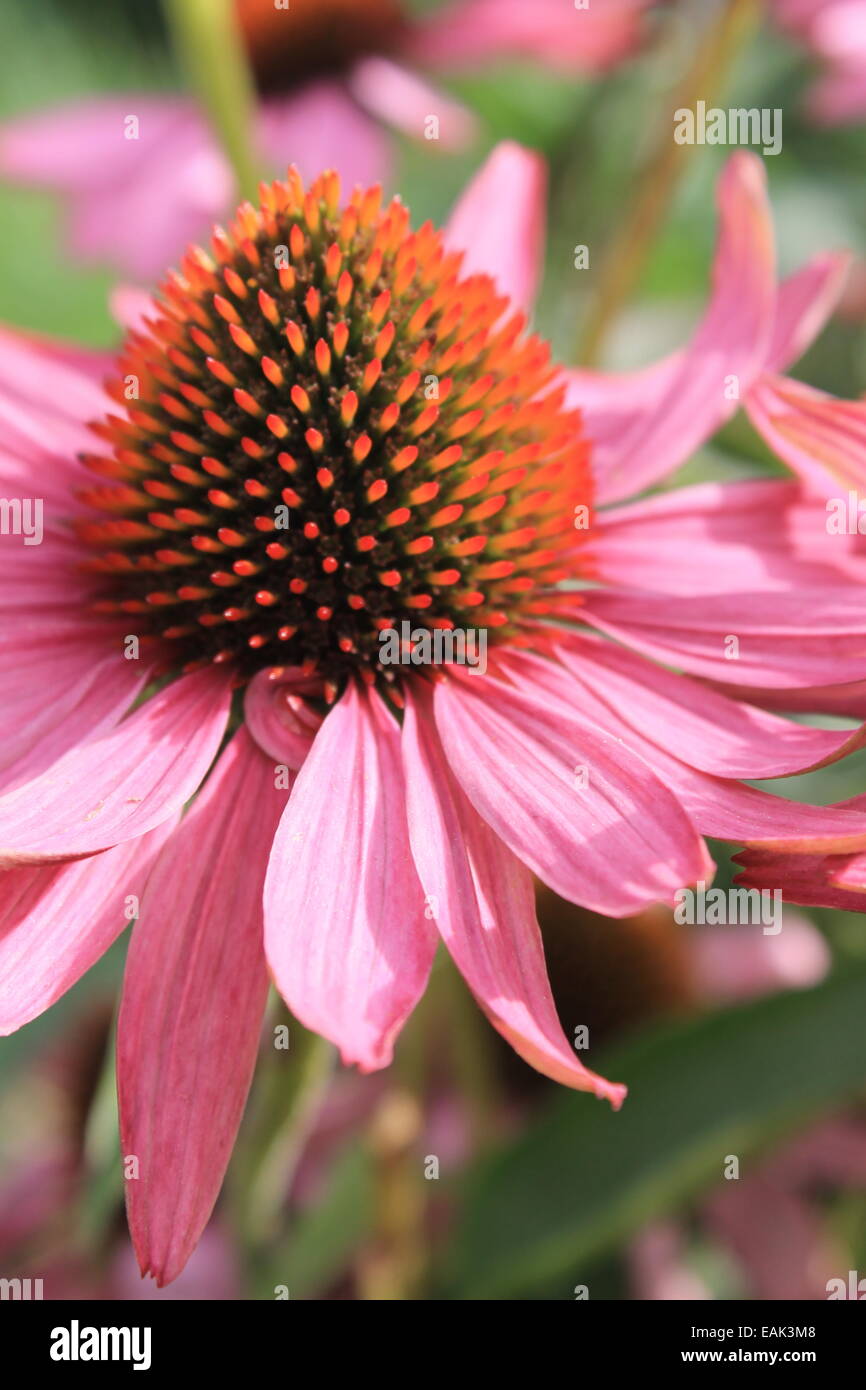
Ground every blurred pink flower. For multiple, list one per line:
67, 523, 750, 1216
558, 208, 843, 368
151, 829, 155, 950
1, 145, 866, 1286
773, 0, 866, 124
689, 910, 831, 1002
634, 1115, 866, 1301
0, 0, 653, 281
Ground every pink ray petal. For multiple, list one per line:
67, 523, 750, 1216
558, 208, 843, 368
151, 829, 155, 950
765, 252, 851, 372
736, 841, 866, 910
575, 586, 866, 689
704, 676, 866, 719
549, 630, 866, 779
444, 141, 546, 314
264, 682, 436, 1071
0, 667, 231, 868
0, 635, 149, 793
432, 666, 710, 916
0, 819, 176, 1034
402, 683, 625, 1105
746, 372, 866, 495
118, 727, 285, 1287
593, 477, 866, 595
510, 644, 866, 853
0, 532, 98, 605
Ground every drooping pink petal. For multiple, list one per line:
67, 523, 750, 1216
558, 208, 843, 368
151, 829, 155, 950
549, 630, 866, 779
746, 372, 866, 495
444, 141, 546, 313
593, 477, 866, 595
508, 644, 866, 853
432, 666, 711, 916
0, 820, 175, 1034
736, 840, 866, 910
576, 586, 866, 688
0, 667, 231, 868
402, 683, 625, 1105
264, 683, 436, 1071
258, 80, 391, 191
668, 777, 866, 855
567, 152, 776, 504
407, 0, 650, 73
119, 728, 283, 1287
347, 56, 475, 148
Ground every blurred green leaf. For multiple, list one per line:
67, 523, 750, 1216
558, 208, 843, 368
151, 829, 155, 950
449, 965, 866, 1299
447, 62, 591, 153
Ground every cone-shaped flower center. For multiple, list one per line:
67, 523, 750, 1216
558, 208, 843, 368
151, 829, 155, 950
236, 0, 407, 93
78, 169, 592, 686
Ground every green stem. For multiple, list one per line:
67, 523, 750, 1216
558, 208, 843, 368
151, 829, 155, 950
232, 1006, 335, 1245
357, 1087, 426, 1301
576, 0, 759, 366
163, 0, 261, 201
437, 955, 501, 1152
74, 1019, 123, 1256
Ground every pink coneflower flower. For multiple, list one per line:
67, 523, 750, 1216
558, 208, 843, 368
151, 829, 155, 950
0, 0, 652, 281
772, 0, 866, 125
2, 143, 866, 1285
